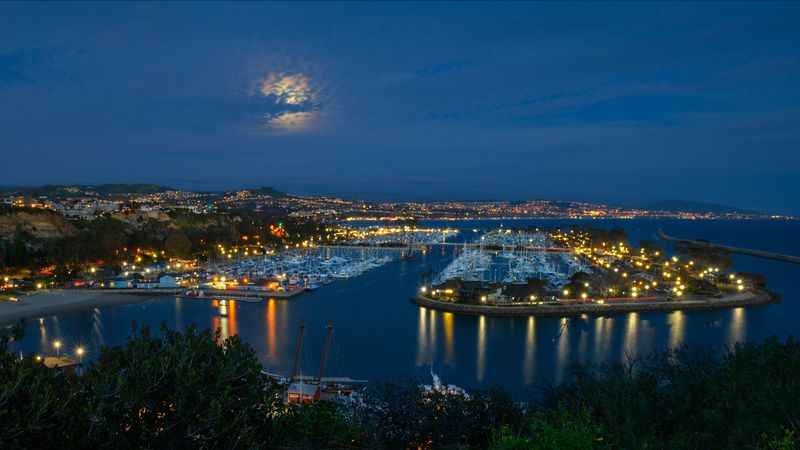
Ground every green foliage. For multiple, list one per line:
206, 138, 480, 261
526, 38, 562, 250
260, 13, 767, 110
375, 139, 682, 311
361, 381, 524, 449
578, 226, 628, 247
526, 405, 609, 449
83, 325, 278, 449
0, 325, 285, 450
759, 428, 799, 450
0, 207, 323, 271
2, 326, 800, 450
549, 337, 800, 449
271, 401, 363, 449
490, 405, 609, 450
675, 241, 732, 271
638, 239, 662, 255
0, 323, 90, 448
163, 231, 192, 258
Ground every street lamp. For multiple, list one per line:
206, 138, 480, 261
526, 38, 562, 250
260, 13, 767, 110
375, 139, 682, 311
53, 340, 62, 357
76, 346, 85, 363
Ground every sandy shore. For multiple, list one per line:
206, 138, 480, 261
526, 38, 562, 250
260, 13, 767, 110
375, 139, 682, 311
0, 290, 163, 325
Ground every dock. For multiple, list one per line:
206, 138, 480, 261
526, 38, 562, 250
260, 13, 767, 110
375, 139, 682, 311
181, 287, 306, 302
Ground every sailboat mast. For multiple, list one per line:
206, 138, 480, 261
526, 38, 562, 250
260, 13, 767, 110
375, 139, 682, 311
314, 321, 334, 400
291, 322, 305, 382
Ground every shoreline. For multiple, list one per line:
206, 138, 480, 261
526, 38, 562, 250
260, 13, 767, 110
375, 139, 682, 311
0, 290, 168, 325
411, 290, 778, 317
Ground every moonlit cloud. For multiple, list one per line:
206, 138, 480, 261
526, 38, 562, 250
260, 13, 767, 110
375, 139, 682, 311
254, 72, 322, 132
259, 73, 314, 105
268, 111, 316, 131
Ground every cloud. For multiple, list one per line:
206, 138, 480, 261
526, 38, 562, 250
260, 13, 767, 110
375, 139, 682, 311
259, 73, 315, 105
252, 72, 324, 132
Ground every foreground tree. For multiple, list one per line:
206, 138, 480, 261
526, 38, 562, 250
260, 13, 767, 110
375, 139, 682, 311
3, 323, 800, 449
83, 325, 281, 449
0, 325, 90, 448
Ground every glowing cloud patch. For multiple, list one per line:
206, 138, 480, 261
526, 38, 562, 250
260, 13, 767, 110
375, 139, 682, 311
259, 73, 314, 105
267, 111, 316, 131
254, 72, 322, 132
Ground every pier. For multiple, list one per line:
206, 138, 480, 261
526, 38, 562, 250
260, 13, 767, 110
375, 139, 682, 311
183, 287, 305, 301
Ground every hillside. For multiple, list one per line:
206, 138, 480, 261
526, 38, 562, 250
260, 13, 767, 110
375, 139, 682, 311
0, 184, 174, 198
0, 208, 76, 240
248, 186, 288, 198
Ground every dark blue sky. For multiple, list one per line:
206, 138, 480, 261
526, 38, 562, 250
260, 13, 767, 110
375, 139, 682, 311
2, 3, 799, 213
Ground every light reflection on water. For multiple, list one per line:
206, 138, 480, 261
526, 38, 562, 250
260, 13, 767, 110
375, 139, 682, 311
416, 307, 427, 366
443, 312, 454, 365
555, 317, 570, 384
729, 307, 746, 348
523, 316, 536, 385
430, 309, 438, 362
267, 299, 277, 360
669, 311, 685, 349
11, 295, 769, 396
624, 312, 639, 362
477, 315, 486, 382
9, 219, 799, 396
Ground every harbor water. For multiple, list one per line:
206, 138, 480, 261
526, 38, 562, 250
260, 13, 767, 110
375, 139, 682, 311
9, 219, 800, 396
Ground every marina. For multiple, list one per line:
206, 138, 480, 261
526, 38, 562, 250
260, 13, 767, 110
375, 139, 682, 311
192, 226, 460, 301
7, 219, 800, 395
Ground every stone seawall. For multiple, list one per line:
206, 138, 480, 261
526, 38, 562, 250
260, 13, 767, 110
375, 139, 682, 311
411, 290, 777, 317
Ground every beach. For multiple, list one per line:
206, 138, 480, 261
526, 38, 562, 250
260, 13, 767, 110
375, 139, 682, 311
0, 290, 159, 325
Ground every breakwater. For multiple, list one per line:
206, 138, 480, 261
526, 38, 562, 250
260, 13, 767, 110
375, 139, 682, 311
412, 290, 777, 317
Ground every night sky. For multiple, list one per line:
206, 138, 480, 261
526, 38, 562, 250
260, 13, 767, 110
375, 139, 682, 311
2, 3, 799, 213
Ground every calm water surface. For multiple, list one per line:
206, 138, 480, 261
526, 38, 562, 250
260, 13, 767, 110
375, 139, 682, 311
11, 219, 800, 395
